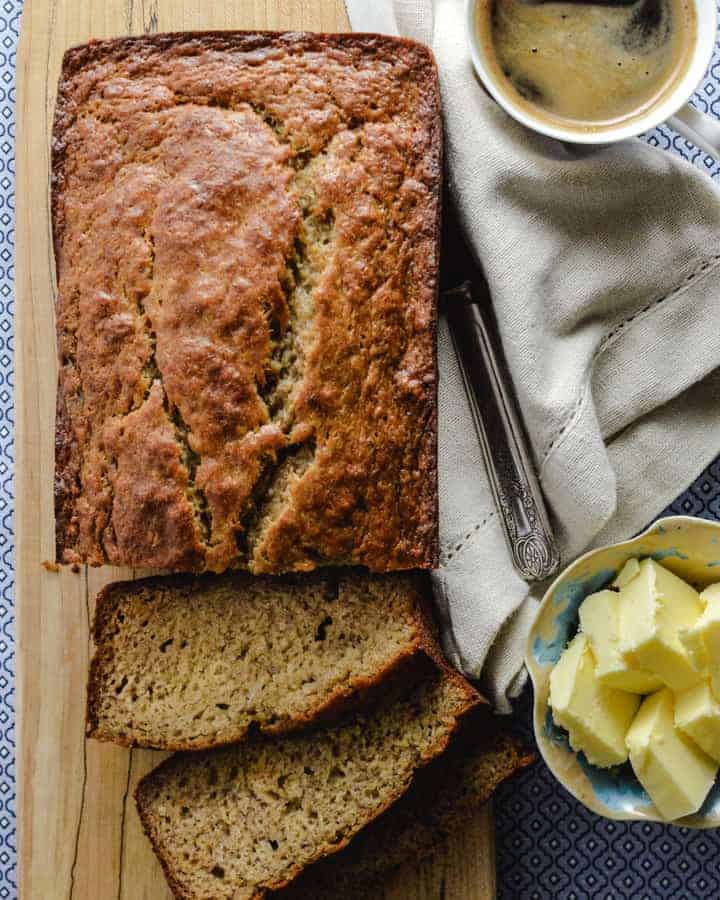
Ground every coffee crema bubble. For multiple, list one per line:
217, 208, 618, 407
475, 0, 697, 131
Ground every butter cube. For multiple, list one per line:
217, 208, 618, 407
675, 681, 720, 763
613, 558, 641, 589
619, 559, 703, 691
679, 584, 720, 696
579, 589, 662, 693
549, 633, 639, 767
626, 688, 717, 820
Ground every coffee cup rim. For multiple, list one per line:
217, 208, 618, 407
464, 0, 718, 145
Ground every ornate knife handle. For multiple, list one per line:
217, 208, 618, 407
445, 282, 560, 582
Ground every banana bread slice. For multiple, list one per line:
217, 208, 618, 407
87, 571, 436, 750
136, 665, 480, 900
281, 720, 534, 899
53, 32, 440, 574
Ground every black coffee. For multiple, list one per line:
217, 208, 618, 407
476, 0, 697, 129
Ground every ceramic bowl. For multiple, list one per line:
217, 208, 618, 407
526, 515, 720, 826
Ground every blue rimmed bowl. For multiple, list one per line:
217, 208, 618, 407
525, 515, 720, 826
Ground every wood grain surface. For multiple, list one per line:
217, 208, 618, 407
15, 1, 496, 897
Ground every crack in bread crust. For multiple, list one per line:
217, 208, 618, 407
53, 32, 441, 573
237, 166, 337, 566
135, 225, 213, 545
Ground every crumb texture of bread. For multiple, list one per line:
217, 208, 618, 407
53, 32, 441, 573
87, 571, 434, 750
280, 721, 535, 899
135, 666, 479, 899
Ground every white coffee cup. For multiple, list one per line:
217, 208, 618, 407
465, 0, 720, 155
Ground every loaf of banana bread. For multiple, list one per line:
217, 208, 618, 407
53, 32, 441, 573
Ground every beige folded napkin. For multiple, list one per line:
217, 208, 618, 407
346, 0, 720, 711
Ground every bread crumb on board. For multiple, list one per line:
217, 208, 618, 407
42, 560, 81, 573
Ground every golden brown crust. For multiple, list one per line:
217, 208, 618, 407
53, 31, 441, 573
86, 570, 446, 751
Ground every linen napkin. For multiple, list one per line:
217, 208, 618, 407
346, 0, 720, 711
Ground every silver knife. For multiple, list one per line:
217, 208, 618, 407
445, 280, 560, 582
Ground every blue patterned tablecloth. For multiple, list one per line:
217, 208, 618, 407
3, 4, 720, 898
1, 2, 19, 898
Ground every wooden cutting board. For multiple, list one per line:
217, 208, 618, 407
15, 1, 496, 897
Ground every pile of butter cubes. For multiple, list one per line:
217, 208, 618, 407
549, 557, 720, 820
